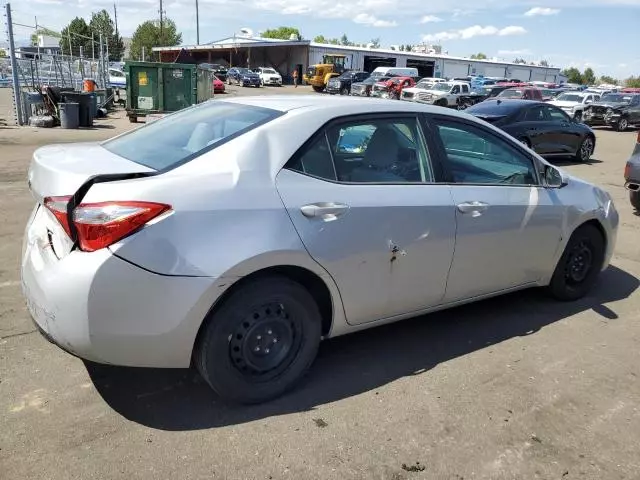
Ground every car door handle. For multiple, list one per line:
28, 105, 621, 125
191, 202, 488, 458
457, 201, 489, 215
300, 202, 349, 219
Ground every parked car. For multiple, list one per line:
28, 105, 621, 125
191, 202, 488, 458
548, 91, 600, 122
213, 75, 225, 94
22, 97, 618, 404
227, 67, 261, 87
400, 78, 437, 102
108, 68, 126, 88
199, 63, 228, 82
326, 71, 370, 95
496, 87, 544, 101
350, 75, 393, 97
371, 76, 416, 99
253, 67, 282, 86
624, 130, 640, 211
466, 99, 596, 162
405, 81, 477, 108
583, 93, 640, 131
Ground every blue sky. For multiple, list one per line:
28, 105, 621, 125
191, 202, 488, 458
10, 0, 640, 78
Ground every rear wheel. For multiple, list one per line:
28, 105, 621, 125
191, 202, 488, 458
547, 224, 605, 301
616, 117, 629, 132
575, 136, 594, 162
340, 87, 349, 95
312, 86, 324, 93
195, 275, 322, 404
630, 190, 640, 211
435, 99, 448, 107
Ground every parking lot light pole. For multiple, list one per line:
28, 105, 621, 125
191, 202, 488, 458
196, 0, 200, 45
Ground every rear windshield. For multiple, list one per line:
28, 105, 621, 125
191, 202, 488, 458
103, 101, 281, 171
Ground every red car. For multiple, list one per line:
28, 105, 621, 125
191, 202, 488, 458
372, 76, 416, 99
496, 87, 543, 101
213, 75, 225, 94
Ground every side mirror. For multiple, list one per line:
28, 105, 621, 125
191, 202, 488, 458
543, 165, 568, 188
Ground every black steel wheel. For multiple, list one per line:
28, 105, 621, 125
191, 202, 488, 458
195, 275, 322, 404
548, 224, 605, 301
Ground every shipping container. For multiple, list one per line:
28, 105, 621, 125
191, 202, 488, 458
124, 61, 215, 123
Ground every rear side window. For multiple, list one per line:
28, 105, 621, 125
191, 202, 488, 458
103, 101, 281, 171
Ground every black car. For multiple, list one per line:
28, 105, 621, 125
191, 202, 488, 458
583, 93, 640, 131
350, 75, 393, 97
226, 67, 261, 87
466, 99, 596, 162
326, 71, 370, 95
624, 130, 640, 211
199, 63, 228, 82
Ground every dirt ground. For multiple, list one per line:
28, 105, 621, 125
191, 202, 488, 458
1, 85, 639, 480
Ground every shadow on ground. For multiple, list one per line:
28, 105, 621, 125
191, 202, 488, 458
86, 265, 637, 431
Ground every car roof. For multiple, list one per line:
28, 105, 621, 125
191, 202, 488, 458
219, 95, 482, 117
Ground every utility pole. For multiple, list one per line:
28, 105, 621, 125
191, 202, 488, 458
6, 3, 24, 125
113, 2, 120, 61
195, 0, 200, 45
159, 0, 164, 42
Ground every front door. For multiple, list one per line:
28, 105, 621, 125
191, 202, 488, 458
541, 104, 583, 154
427, 115, 565, 302
276, 114, 456, 325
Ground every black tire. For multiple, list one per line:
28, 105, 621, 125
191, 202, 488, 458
573, 111, 582, 123
312, 86, 324, 93
340, 87, 349, 95
128, 115, 137, 123
435, 99, 448, 107
195, 275, 322, 404
575, 135, 594, 162
616, 117, 629, 132
547, 224, 605, 301
630, 190, 640, 211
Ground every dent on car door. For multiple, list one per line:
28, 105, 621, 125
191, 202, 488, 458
427, 116, 565, 302
275, 115, 456, 325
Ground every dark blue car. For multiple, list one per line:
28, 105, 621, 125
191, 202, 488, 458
227, 67, 261, 87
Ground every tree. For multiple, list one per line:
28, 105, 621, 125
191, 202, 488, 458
626, 76, 640, 88
129, 19, 182, 61
59, 17, 91, 56
370, 37, 380, 49
538, 59, 549, 67
513, 58, 528, 64
340, 34, 350, 46
561, 67, 583, 84
390, 46, 396, 51
405, 44, 413, 52
583, 67, 596, 85
89, 9, 124, 61
313, 35, 327, 43
0, 49, 6, 58
262, 26, 301, 40
599, 75, 618, 85
470, 52, 487, 59
30, 27, 60, 46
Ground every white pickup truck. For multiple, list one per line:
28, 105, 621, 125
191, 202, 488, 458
401, 80, 482, 108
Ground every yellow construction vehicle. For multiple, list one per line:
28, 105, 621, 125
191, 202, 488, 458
303, 54, 347, 92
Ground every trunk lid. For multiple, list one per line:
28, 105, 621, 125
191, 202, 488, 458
28, 142, 155, 200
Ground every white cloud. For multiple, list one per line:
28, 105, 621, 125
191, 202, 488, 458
499, 49, 532, 55
524, 7, 561, 16
422, 25, 527, 42
420, 15, 443, 23
353, 13, 398, 27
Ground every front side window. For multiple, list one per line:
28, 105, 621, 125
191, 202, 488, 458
287, 117, 434, 183
523, 106, 547, 122
433, 119, 537, 186
543, 105, 570, 122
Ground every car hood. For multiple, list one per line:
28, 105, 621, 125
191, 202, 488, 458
550, 100, 581, 108
421, 89, 449, 95
262, 73, 281, 78
589, 101, 629, 109
402, 87, 431, 94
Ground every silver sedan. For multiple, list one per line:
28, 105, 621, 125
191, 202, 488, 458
22, 96, 619, 404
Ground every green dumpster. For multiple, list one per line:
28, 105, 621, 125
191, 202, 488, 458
124, 61, 214, 123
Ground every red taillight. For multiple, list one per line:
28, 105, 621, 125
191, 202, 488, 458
44, 196, 73, 237
44, 197, 170, 252
73, 201, 170, 252
625, 162, 631, 180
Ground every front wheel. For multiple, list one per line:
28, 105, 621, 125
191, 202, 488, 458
547, 224, 605, 301
194, 275, 322, 404
435, 99, 448, 107
575, 136, 594, 162
340, 87, 349, 95
312, 86, 324, 93
616, 117, 629, 132
630, 190, 640, 211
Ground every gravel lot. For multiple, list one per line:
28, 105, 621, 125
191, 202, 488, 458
1, 85, 639, 480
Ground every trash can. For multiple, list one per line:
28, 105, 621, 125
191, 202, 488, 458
88, 93, 97, 118
62, 92, 93, 127
59, 102, 79, 129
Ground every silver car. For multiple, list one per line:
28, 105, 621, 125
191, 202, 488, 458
22, 96, 619, 404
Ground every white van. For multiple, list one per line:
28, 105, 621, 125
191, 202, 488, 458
371, 66, 419, 78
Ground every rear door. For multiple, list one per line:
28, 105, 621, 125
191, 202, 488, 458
276, 113, 456, 325
541, 104, 583, 154
517, 105, 556, 154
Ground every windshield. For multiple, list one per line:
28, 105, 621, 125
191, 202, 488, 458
498, 89, 524, 98
237, 68, 252, 74
556, 93, 584, 102
416, 81, 434, 89
601, 94, 632, 103
103, 102, 281, 171
433, 83, 452, 91
262, 68, 277, 74
363, 76, 388, 85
